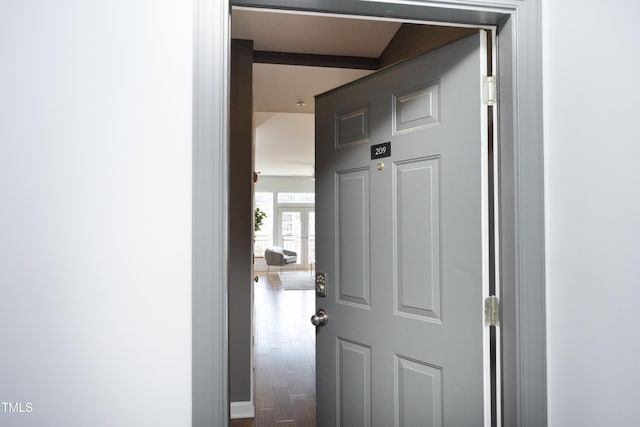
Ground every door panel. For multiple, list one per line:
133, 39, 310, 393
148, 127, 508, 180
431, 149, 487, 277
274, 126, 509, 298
393, 82, 440, 133
338, 338, 372, 427
315, 32, 489, 426
395, 355, 443, 427
336, 106, 369, 147
394, 157, 441, 321
336, 169, 370, 307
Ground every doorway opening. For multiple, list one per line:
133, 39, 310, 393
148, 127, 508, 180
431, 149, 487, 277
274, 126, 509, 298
195, 1, 547, 426
230, 7, 500, 427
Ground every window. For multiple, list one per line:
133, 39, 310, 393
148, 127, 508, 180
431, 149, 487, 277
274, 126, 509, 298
277, 192, 315, 204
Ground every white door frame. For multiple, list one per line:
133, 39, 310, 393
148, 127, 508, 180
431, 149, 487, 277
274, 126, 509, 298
193, 1, 546, 426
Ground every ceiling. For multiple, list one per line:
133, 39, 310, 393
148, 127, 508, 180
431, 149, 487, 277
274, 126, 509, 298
231, 8, 402, 176
232, 8, 402, 58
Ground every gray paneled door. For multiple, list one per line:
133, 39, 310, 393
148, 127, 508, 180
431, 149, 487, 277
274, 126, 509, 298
314, 32, 491, 426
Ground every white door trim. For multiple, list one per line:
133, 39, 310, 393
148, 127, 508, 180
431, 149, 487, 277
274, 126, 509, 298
192, 0, 230, 425
193, 1, 546, 426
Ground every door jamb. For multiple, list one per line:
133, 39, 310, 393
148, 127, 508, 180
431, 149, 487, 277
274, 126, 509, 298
192, 0, 230, 425
193, 1, 546, 426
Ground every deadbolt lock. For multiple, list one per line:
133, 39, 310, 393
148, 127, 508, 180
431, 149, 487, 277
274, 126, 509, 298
316, 272, 327, 297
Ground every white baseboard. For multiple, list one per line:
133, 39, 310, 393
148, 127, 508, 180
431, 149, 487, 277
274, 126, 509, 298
230, 401, 255, 419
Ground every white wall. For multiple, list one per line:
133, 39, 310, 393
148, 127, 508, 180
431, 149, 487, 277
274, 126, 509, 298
255, 175, 316, 194
254, 112, 315, 176
0, 1, 193, 426
543, 1, 640, 425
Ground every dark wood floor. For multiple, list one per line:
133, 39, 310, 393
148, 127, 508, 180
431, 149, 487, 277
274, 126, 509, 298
231, 271, 316, 427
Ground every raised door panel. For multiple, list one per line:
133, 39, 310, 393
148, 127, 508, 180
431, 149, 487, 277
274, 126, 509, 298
394, 356, 443, 427
336, 168, 371, 308
393, 157, 441, 322
337, 339, 372, 427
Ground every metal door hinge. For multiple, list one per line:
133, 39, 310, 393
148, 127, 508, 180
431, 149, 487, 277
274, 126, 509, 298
484, 296, 500, 326
482, 75, 497, 106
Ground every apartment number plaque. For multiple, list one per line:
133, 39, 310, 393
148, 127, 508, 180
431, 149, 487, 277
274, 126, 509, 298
371, 141, 391, 160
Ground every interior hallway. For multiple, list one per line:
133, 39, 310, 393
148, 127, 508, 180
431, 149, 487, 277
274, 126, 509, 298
232, 271, 316, 427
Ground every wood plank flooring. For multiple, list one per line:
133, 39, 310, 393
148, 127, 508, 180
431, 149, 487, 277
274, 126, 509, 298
231, 272, 316, 427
